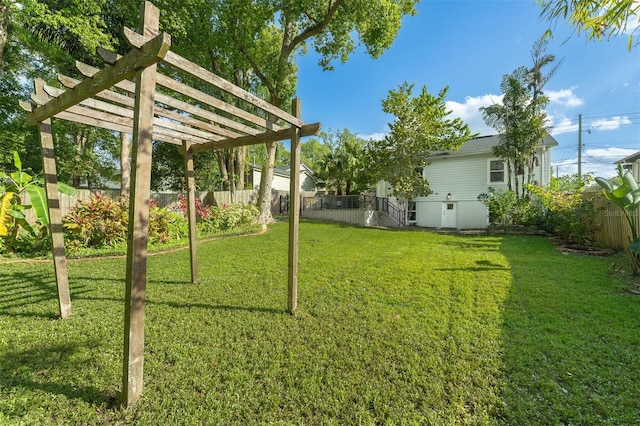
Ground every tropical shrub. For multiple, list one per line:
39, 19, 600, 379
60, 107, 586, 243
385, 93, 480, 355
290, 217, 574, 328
63, 193, 128, 249
527, 175, 597, 246
148, 205, 188, 244
478, 188, 540, 226
1, 151, 76, 253
595, 165, 640, 275
201, 203, 259, 233
168, 194, 211, 221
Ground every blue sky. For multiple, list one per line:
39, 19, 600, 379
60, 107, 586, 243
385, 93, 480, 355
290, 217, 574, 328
295, 0, 640, 178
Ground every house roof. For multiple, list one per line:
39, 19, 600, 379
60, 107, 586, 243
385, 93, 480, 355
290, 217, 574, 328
428, 134, 559, 158
615, 150, 640, 164
251, 163, 317, 181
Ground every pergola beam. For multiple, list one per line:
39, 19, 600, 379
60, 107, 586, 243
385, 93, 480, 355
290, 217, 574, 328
26, 31, 171, 126
59, 73, 239, 140
76, 61, 261, 137
123, 28, 304, 128
190, 122, 321, 153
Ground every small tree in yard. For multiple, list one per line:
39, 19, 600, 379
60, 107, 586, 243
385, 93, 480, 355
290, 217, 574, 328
527, 174, 597, 246
368, 82, 475, 216
595, 165, 640, 275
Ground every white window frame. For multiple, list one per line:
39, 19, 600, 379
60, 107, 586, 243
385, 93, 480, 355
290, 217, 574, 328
487, 158, 506, 184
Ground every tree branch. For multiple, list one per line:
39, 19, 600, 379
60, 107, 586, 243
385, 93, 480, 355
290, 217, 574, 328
283, 0, 345, 58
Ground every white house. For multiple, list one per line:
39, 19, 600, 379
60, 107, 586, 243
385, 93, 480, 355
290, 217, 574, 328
248, 163, 318, 192
377, 134, 557, 229
615, 151, 640, 182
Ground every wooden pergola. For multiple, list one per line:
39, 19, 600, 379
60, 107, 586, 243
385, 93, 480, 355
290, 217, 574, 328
19, 1, 319, 406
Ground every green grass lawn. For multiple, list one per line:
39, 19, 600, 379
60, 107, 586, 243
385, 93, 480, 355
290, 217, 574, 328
0, 221, 638, 425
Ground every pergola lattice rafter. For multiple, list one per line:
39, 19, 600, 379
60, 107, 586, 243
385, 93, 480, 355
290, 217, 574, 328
20, 1, 318, 407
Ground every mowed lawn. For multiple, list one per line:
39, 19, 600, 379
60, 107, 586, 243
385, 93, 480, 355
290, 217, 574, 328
0, 221, 638, 425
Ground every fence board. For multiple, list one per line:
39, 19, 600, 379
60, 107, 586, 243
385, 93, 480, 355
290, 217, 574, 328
591, 193, 639, 250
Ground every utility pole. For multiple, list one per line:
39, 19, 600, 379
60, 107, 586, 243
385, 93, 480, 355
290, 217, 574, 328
578, 114, 582, 178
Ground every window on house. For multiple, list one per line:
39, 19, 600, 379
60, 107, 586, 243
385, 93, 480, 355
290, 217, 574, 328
408, 200, 417, 223
489, 160, 505, 183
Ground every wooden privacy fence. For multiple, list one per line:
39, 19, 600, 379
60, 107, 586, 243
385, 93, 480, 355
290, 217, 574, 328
591, 193, 640, 250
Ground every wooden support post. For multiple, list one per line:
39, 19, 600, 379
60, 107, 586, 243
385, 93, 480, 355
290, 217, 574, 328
120, 132, 131, 199
122, 1, 160, 407
38, 118, 71, 319
183, 141, 198, 284
287, 98, 302, 314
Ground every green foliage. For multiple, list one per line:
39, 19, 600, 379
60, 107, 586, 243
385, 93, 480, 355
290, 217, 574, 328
595, 164, 640, 274
481, 38, 558, 199
0, 151, 76, 253
200, 203, 259, 234
538, 0, 640, 50
1, 223, 638, 423
527, 174, 597, 246
63, 194, 191, 250
315, 129, 368, 195
478, 188, 541, 226
300, 137, 331, 173
481, 67, 550, 198
369, 82, 476, 202
63, 193, 127, 249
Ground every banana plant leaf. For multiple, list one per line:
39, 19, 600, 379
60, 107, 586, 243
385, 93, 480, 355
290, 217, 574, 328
0, 192, 14, 237
25, 182, 78, 227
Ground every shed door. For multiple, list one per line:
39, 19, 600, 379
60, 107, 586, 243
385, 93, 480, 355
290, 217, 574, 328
441, 202, 457, 228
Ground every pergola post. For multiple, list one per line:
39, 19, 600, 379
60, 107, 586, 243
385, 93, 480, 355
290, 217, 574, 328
37, 117, 71, 319
183, 141, 198, 284
122, 1, 160, 407
288, 98, 302, 313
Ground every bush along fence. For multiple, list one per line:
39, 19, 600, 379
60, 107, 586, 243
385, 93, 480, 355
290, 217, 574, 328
19, 188, 293, 225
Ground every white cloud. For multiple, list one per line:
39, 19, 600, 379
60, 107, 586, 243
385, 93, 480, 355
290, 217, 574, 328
446, 94, 502, 136
549, 116, 579, 135
547, 88, 584, 108
591, 116, 632, 131
584, 147, 637, 159
552, 147, 638, 178
358, 132, 387, 141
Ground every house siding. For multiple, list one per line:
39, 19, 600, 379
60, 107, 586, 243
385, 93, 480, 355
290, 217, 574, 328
413, 146, 551, 229
251, 168, 316, 192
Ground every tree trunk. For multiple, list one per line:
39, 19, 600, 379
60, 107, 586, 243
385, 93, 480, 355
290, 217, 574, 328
256, 141, 277, 224
216, 149, 230, 190
506, 160, 513, 192
120, 132, 131, 199
0, 3, 9, 73
235, 145, 247, 189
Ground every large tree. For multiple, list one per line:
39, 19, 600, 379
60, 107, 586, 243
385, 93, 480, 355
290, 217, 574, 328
368, 82, 475, 210
537, 0, 640, 50
480, 67, 549, 199
480, 38, 558, 199
195, 0, 420, 223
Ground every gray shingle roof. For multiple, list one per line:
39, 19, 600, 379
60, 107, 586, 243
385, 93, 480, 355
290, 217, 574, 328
615, 151, 640, 164
428, 134, 559, 158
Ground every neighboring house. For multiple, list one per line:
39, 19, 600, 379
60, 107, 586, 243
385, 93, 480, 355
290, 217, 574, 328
615, 151, 640, 182
377, 134, 558, 229
248, 163, 318, 192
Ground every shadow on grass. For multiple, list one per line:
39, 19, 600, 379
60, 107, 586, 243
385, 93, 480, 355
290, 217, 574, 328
442, 238, 503, 251
72, 294, 286, 315
436, 259, 509, 272
0, 270, 89, 319
0, 341, 118, 410
497, 236, 640, 424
